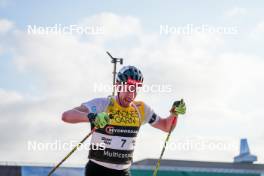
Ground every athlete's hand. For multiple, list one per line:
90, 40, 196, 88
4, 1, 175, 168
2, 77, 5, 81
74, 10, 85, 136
170, 99, 186, 115
87, 112, 110, 128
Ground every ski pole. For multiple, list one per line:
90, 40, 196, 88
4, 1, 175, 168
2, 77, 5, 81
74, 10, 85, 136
153, 99, 185, 176
47, 127, 96, 176
152, 117, 177, 176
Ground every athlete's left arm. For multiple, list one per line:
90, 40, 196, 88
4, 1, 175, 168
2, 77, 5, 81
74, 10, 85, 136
151, 114, 178, 133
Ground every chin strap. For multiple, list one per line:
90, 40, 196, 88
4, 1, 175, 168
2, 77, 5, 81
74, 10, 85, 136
117, 92, 126, 107
117, 92, 121, 105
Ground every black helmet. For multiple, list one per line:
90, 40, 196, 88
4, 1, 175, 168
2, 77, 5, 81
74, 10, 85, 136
116, 65, 144, 85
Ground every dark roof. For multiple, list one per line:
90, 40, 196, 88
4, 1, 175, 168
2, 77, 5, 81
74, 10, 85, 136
0, 166, 21, 176
132, 159, 264, 174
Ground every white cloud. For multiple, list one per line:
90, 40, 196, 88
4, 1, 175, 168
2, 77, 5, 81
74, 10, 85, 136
225, 7, 247, 17
79, 12, 142, 42
250, 21, 264, 40
0, 89, 23, 105
256, 21, 264, 32
1, 12, 264, 165
0, 18, 14, 33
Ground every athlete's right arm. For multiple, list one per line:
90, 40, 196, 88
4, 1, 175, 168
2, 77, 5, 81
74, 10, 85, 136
62, 105, 89, 123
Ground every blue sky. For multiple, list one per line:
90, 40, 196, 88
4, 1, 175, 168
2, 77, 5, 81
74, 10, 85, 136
0, 0, 263, 166
1, 0, 263, 28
